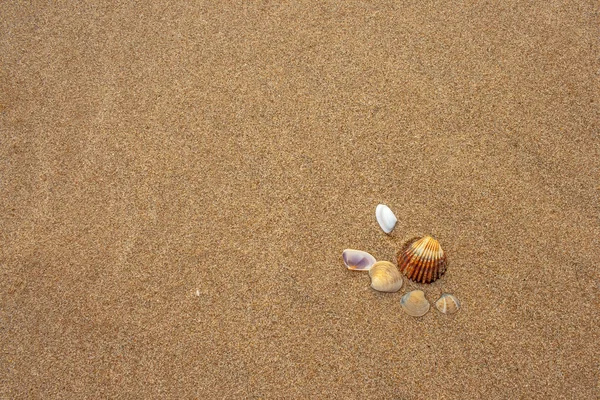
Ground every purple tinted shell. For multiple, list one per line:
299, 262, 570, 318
342, 249, 376, 271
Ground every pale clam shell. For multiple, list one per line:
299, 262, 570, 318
342, 249, 376, 271
375, 204, 397, 234
435, 294, 461, 314
368, 261, 403, 292
398, 236, 447, 283
400, 290, 430, 317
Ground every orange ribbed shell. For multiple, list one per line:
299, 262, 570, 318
397, 236, 447, 283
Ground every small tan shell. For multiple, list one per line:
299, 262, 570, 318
397, 236, 447, 283
400, 290, 430, 317
435, 294, 461, 314
368, 261, 403, 292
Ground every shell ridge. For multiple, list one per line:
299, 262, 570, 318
397, 236, 446, 283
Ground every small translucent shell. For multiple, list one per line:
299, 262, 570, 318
342, 249, 376, 271
400, 290, 430, 317
369, 261, 403, 292
435, 294, 461, 314
398, 236, 447, 283
376, 204, 397, 234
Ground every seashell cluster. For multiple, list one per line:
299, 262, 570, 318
376, 204, 397, 234
400, 290, 430, 317
342, 203, 462, 318
435, 294, 461, 314
342, 249, 376, 271
397, 236, 447, 283
369, 261, 403, 292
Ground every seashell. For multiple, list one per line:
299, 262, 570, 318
400, 290, 430, 317
368, 261, 403, 292
376, 204, 397, 234
397, 236, 447, 283
342, 249, 376, 271
435, 294, 461, 314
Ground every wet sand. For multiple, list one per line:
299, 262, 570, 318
1, 2, 599, 398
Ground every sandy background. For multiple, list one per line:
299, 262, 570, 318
1, 1, 599, 398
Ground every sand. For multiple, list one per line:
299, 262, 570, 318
1, 1, 599, 398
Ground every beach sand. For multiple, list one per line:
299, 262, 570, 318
1, 2, 599, 398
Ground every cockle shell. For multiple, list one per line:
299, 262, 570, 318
342, 249, 376, 271
376, 204, 397, 234
397, 236, 447, 283
435, 294, 461, 314
368, 261, 403, 292
400, 290, 430, 317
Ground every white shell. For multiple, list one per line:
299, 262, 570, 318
376, 204, 397, 234
435, 294, 461, 314
342, 249, 376, 271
